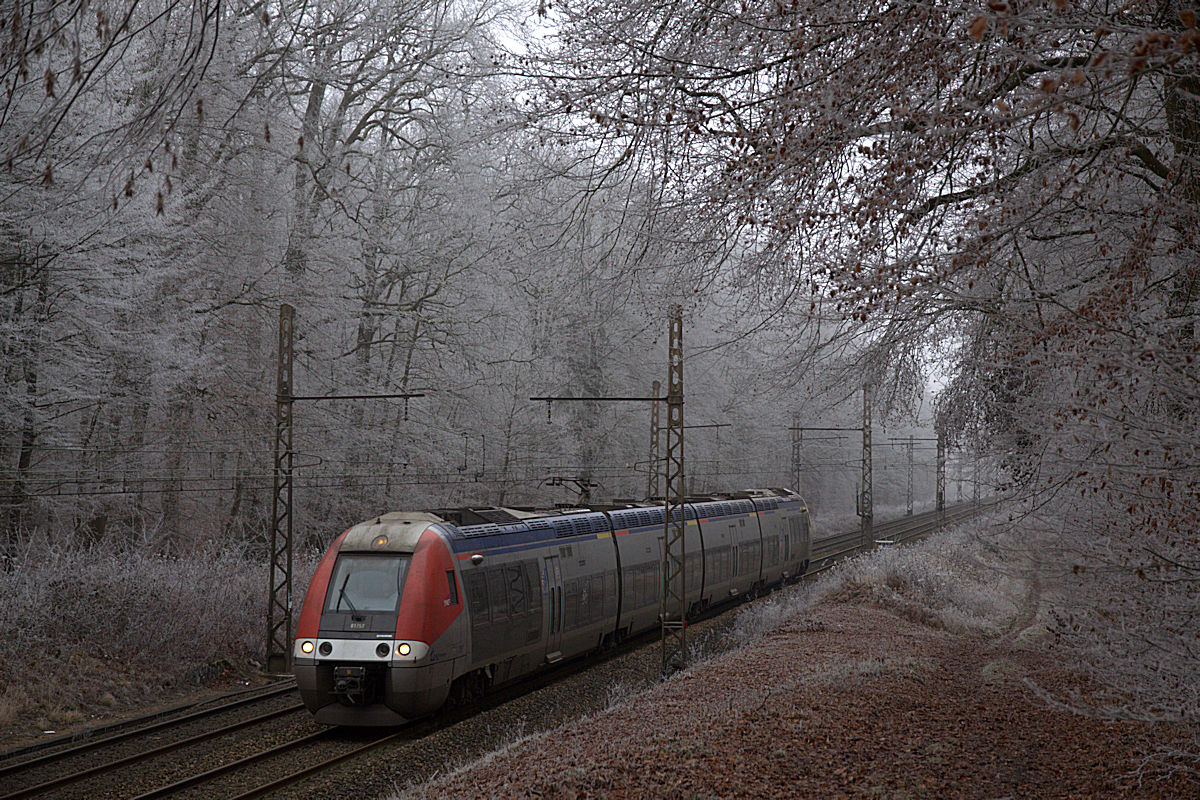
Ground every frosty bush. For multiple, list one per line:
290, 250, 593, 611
815, 517, 1021, 635
719, 516, 1022, 650
0, 541, 318, 730
722, 582, 817, 648
1023, 495, 1200, 749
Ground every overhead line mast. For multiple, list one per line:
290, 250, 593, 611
531, 305, 687, 677
268, 304, 424, 674
662, 305, 686, 676
647, 380, 661, 499
861, 384, 873, 549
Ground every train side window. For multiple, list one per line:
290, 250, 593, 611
525, 562, 542, 611
565, 578, 581, 629
589, 574, 604, 622
465, 571, 488, 623
487, 569, 508, 621
446, 571, 459, 605
506, 564, 527, 616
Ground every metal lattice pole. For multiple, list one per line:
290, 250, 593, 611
267, 304, 295, 674
647, 380, 661, 499
936, 430, 946, 513
791, 414, 802, 493
860, 384, 873, 549
906, 435, 914, 516
661, 306, 686, 676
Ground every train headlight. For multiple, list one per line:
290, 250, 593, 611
396, 642, 411, 657
300, 640, 314, 654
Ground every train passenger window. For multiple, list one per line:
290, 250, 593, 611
763, 536, 777, 565
636, 565, 650, 607
446, 571, 459, 606
565, 579, 581, 629
507, 564, 527, 615
525, 562, 542, 611
487, 569, 508, 621
589, 575, 604, 622
465, 571, 488, 623
626, 567, 638, 607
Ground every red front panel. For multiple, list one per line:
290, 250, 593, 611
295, 530, 349, 639
394, 528, 462, 643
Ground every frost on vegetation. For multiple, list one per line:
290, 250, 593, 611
1025, 499, 1200, 738
603, 678, 642, 711
391, 718, 542, 800
721, 582, 818, 648
0, 541, 318, 729
815, 518, 1021, 634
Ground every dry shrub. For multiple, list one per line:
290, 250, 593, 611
815, 515, 1022, 635
721, 514, 1023, 649
0, 541, 318, 735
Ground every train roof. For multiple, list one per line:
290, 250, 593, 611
425, 488, 805, 543
336, 490, 806, 555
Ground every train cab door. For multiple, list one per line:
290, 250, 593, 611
543, 555, 564, 664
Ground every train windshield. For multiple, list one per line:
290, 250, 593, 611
325, 554, 411, 614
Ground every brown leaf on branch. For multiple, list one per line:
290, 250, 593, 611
969, 16, 988, 42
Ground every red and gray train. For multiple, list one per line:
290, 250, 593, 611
294, 488, 811, 726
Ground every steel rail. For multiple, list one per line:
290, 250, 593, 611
127, 730, 336, 800
0, 680, 295, 767
0, 703, 305, 800
806, 502, 983, 574
224, 731, 410, 800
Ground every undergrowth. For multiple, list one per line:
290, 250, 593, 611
0, 542, 318, 737
813, 516, 1021, 635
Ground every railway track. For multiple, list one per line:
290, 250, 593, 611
809, 501, 985, 572
0, 500, 987, 800
0, 682, 306, 800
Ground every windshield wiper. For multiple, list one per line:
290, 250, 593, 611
337, 575, 363, 619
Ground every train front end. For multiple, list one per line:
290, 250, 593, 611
293, 512, 467, 726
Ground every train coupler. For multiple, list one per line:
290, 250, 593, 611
333, 665, 370, 705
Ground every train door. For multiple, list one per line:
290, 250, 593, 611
543, 555, 564, 663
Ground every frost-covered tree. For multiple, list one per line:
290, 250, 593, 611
538, 0, 1199, 760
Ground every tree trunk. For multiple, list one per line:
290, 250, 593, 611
284, 78, 328, 274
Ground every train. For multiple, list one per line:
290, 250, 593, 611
293, 488, 812, 726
